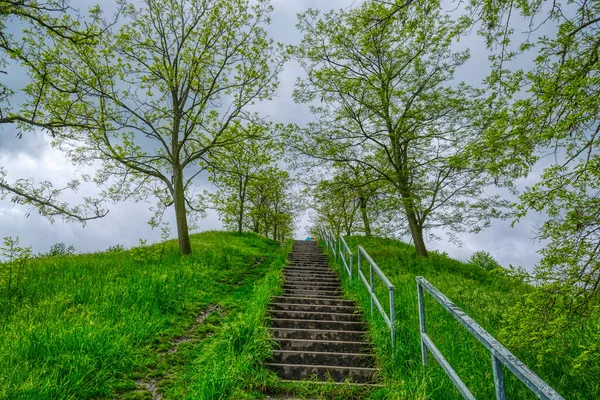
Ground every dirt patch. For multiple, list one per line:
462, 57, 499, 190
130, 305, 222, 398
162, 305, 221, 355
134, 378, 162, 400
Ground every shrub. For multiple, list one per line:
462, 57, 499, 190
468, 250, 502, 271
46, 242, 76, 257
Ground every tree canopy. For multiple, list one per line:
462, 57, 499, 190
21, 0, 282, 254
290, 1, 507, 256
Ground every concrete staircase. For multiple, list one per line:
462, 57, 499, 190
266, 240, 378, 384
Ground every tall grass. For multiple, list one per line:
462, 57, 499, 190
326, 235, 597, 399
164, 240, 293, 399
0, 231, 282, 400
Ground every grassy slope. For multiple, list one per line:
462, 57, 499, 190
325, 236, 597, 400
0, 231, 287, 400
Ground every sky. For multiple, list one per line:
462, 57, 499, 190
0, 0, 548, 269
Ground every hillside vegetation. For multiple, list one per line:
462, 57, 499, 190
327, 236, 598, 400
0, 231, 289, 399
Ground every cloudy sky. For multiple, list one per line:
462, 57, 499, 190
0, 0, 547, 269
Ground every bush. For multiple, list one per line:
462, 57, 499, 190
46, 242, 76, 257
106, 244, 126, 253
468, 250, 502, 271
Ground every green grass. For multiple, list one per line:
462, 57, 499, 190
0, 231, 286, 400
323, 235, 598, 400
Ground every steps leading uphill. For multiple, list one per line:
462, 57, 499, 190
266, 240, 378, 384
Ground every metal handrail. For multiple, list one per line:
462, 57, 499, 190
416, 276, 564, 400
328, 228, 335, 257
358, 245, 395, 349
338, 234, 353, 281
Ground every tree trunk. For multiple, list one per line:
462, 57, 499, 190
173, 167, 192, 255
358, 194, 371, 236
406, 210, 427, 257
237, 176, 245, 235
398, 182, 428, 257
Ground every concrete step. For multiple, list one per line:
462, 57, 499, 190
270, 302, 356, 314
284, 267, 336, 275
272, 328, 367, 342
284, 273, 339, 280
286, 262, 330, 266
271, 296, 355, 306
272, 350, 375, 368
265, 363, 377, 384
283, 284, 341, 292
280, 294, 342, 299
275, 338, 372, 353
284, 274, 338, 280
283, 282, 340, 289
283, 289, 342, 297
270, 310, 361, 322
285, 276, 340, 284
272, 318, 366, 331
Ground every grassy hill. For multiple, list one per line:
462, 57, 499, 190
328, 235, 598, 400
2, 232, 596, 399
0, 231, 290, 399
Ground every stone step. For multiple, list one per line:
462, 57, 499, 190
275, 338, 372, 353
283, 281, 340, 288
272, 350, 375, 368
280, 294, 342, 299
285, 271, 339, 282
272, 318, 366, 331
270, 303, 356, 314
284, 267, 335, 274
272, 328, 367, 342
283, 289, 342, 297
270, 310, 361, 322
288, 260, 329, 268
284, 276, 340, 284
271, 296, 355, 306
283, 284, 341, 292
284, 274, 338, 280
265, 363, 377, 384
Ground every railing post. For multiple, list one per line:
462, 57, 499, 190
417, 281, 428, 366
349, 252, 353, 282
492, 354, 507, 400
390, 287, 395, 350
357, 249, 361, 283
369, 262, 374, 313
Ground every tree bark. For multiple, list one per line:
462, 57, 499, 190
237, 176, 246, 235
358, 193, 371, 236
173, 167, 192, 255
406, 209, 428, 257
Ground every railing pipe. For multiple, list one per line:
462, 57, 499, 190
339, 235, 353, 281
356, 245, 395, 349
416, 276, 564, 400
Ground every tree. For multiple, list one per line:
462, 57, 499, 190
207, 124, 282, 234
0, 0, 112, 222
291, 1, 506, 257
247, 167, 300, 242
310, 177, 359, 237
24, 0, 281, 255
465, 0, 600, 360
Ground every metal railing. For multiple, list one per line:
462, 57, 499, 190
416, 276, 564, 400
317, 227, 396, 349
338, 234, 353, 281
358, 245, 396, 349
